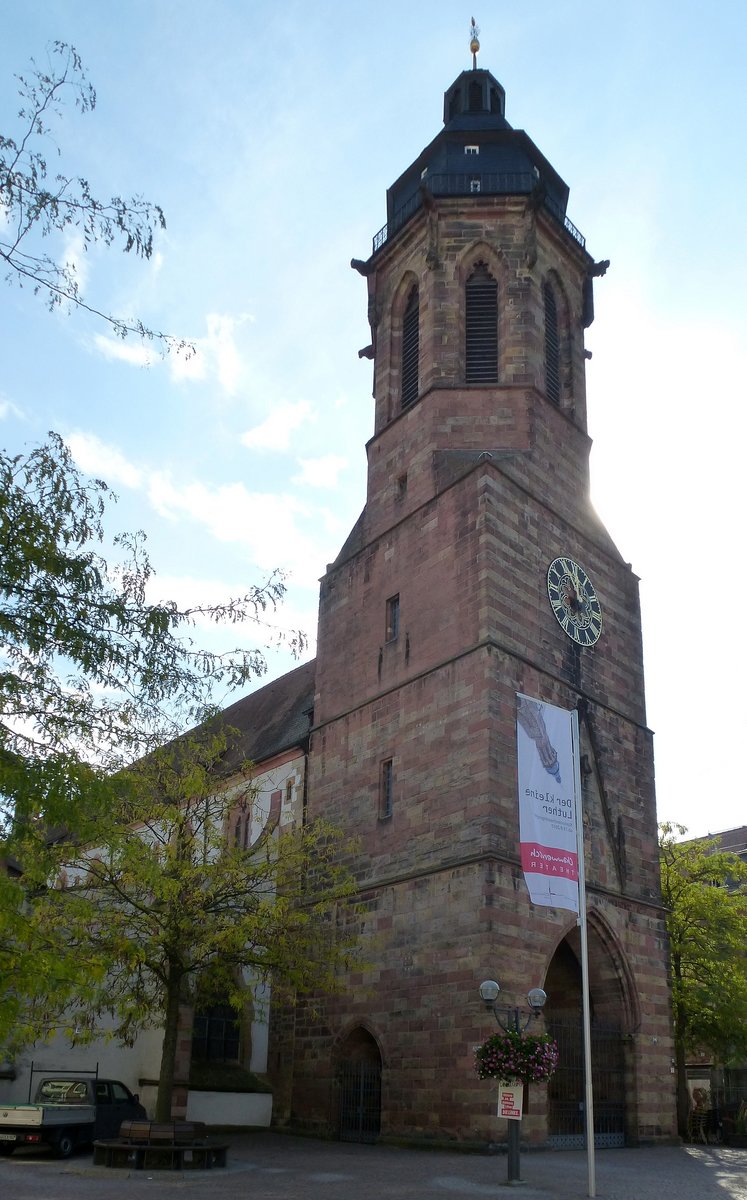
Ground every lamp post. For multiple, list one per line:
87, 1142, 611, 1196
478, 979, 547, 1185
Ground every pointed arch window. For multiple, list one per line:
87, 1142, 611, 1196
465, 262, 498, 383
401, 285, 419, 409
544, 282, 561, 405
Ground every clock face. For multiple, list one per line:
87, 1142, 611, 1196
547, 557, 603, 646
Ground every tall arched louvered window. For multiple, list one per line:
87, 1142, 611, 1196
401, 285, 419, 409
544, 282, 561, 405
465, 263, 498, 383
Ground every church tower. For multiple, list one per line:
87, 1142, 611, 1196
277, 32, 676, 1146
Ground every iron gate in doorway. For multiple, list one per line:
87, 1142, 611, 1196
338, 1059, 381, 1143
547, 1018, 626, 1148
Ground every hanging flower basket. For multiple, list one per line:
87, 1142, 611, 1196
474, 1028, 559, 1085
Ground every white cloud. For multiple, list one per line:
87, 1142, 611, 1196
169, 312, 251, 395
241, 399, 314, 451
89, 311, 250, 396
146, 471, 317, 573
146, 571, 315, 644
93, 335, 155, 367
143, 570, 281, 625
293, 454, 347, 488
0, 395, 25, 421
61, 431, 339, 593
65, 431, 144, 489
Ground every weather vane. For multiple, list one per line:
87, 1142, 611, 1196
469, 17, 480, 69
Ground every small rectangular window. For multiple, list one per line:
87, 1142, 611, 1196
386, 594, 400, 642
469, 177, 481, 193
465, 144, 480, 156
380, 759, 394, 819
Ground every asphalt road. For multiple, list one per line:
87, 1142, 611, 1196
1, 1132, 746, 1200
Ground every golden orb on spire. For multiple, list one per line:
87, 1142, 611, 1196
469, 17, 481, 68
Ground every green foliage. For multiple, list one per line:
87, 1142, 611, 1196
0, 432, 311, 1079
0, 433, 300, 829
659, 823, 747, 1133
0, 41, 186, 349
659, 823, 747, 1062
3, 726, 359, 1118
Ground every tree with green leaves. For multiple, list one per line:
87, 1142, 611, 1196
0, 433, 312, 1081
0, 433, 298, 827
1, 40, 186, 350
6, 725, 357, 1121
659, 823, 747, 1136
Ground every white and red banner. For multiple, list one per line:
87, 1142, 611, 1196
497, 1084, 524, 1121
516, 694, 579, 913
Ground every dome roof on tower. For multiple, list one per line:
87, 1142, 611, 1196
372, 64, 581, 259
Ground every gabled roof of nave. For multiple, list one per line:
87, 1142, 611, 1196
217, 658, 316, 774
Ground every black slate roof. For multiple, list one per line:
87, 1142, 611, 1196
217, 658, 316, 773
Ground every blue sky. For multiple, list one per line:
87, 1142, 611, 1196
1, 2, 745, 839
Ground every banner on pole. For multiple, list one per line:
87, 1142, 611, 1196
497, 1084, 524, 1121
516, 694, 579, 913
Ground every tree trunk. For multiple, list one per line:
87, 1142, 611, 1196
155, 964, 184, 1121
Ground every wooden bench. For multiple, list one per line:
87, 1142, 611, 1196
93, 1120, 228, 1170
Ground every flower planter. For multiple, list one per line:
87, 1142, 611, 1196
474, 1029, 559, 1086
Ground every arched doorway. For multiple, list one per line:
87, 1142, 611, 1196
335, 1027, 382, 1143
544, 920, 637, 1148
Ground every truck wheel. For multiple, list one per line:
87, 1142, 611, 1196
55, 1132, 75, 1159
0, 1145, 14, 1156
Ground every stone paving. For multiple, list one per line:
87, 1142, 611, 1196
1, 1132, 745, 1200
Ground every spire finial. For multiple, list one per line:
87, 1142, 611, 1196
469, 17, 481, 69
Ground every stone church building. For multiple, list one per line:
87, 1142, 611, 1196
1, 48, 677, 1148
257, 53, 677, 1146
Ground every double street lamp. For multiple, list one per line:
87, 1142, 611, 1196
478, 979, 548, 1185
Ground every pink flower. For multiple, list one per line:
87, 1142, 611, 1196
474, 1030, 559, 1084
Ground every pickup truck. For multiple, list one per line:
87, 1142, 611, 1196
0, 1076, 146, 1157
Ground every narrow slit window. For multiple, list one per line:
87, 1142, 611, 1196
465, 262, 498, 383
380, 759, 394, 819
386, 594, 400, 642
401, 285, 419, 409
544, 282, 561, 405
